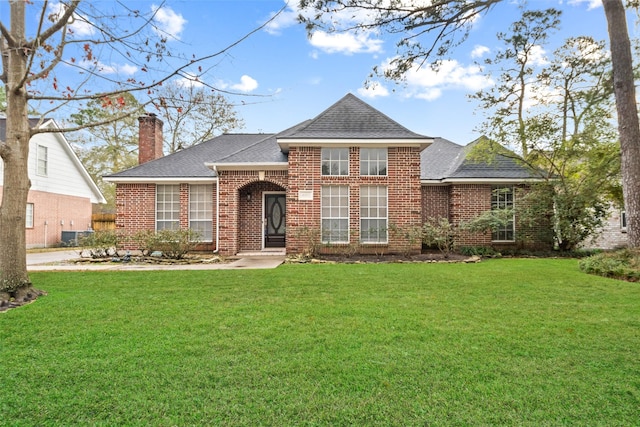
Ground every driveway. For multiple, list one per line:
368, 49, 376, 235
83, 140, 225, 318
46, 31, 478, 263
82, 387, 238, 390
26, 250, 285, 271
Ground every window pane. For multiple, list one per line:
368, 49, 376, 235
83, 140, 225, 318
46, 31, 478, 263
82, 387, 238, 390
189, 184, 213, 241
321, 185, 349, 243
157, 184, 180, 231
321, 148, 349, 176
360, 186, 388, 243
361, 148, 387, 176
37, 145, 48, 176
26, 203, 34, 228
491, 186, 515, 241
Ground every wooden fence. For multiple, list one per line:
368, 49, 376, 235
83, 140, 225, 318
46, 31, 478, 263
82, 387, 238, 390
92, 213, 116, 231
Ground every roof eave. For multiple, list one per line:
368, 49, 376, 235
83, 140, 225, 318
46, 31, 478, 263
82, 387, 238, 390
278, 138, 433, 153
103, 176, 218, 184
205, 162, 288, 172
421, 177, 546, 185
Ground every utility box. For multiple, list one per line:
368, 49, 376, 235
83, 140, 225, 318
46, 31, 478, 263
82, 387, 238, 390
61, 230, 93, 247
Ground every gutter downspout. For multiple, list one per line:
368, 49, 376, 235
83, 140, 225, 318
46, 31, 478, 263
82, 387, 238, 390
213, 168, 220, 254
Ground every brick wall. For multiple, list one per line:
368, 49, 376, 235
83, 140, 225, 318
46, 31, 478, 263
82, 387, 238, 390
116, 182, 219, 251
421, 185, 449, 222
287, 146, 422, 255
137, 114, 163, 164
2, 187, 94, 248
217, 170, 288, 255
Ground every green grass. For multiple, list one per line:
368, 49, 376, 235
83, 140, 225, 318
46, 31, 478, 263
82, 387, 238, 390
2, 259, 639, 426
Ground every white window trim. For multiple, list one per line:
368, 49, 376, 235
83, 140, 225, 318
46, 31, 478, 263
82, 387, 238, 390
360, 148, 388, 177
321, 185, 350, 244
189, 184, 213, 242
36, 144, 48, 176
156, 184, 180, 231
360, 185, 388, 244
491, 186, 515, 242
321, 148, 349, 176
26, 203, 34, 229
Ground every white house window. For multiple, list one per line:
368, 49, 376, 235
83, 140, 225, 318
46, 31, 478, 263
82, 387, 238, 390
321, 185, 349, 243
360, 148, 387, 176
26, 203, 34, 228
36, 145, 48, 176
189, 184, 213, 241
321, 148, 349, 176
360, 186, 388, 243
156, 184, 180, 231
491, 186, 515, 241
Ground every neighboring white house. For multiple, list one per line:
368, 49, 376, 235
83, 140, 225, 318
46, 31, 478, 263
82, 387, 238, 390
0, 118, 106, 248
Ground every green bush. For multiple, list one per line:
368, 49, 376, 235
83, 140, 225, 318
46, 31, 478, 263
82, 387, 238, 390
132, 229, 202, 259
458, 246, 502, 257
579, 249, 640, 281
78, 230, 119, 258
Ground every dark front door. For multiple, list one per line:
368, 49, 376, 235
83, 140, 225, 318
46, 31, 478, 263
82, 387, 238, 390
265, 194, 286, 248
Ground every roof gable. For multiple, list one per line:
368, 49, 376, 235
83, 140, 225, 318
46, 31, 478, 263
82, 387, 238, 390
421, 136, 542, 182
277, 94, 432, 150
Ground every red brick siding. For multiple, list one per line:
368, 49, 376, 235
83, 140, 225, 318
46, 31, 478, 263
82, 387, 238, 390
0, 187, 93, 248
287, 146, 422, 255
422, 185, 450, 221
217, 170, 288, 255
116, 182, 218, 251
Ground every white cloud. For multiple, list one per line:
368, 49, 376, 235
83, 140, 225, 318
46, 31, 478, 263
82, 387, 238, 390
358, 82, 390, 98
380, 58, 493, 101
568, 0, 602, 10
264, 4, 300, 35
521, 45, 549, 67
310, 31, 383, 55
174, 74, 204, 88
231, 75, 259, 92
471, 45, 490, 59
151, 4, 187, 40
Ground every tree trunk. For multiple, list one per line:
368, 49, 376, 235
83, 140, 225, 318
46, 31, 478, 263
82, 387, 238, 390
0, 1, 41, 307
603, 0, 640, 248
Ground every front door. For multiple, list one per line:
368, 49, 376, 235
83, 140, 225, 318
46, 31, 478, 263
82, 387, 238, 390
264, 193, 286, 248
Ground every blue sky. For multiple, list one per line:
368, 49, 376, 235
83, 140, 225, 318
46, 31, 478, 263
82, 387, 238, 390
6, 0, 621, 144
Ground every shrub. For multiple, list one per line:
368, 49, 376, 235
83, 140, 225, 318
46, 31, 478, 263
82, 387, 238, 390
458, 246, 501, 257
579, 249, 640, 281
420, 219, 456, 258
132, 229, 202, 260
78, 230, 119, 258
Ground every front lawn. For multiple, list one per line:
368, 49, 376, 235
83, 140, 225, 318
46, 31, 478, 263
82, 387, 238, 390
2, 259, 639, 425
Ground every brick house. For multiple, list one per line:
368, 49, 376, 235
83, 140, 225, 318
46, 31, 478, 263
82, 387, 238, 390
105, 93, 548, 256
0, 118, 106, 248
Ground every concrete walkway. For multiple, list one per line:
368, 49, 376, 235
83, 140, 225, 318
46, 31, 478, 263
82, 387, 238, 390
26, 250, 285, 271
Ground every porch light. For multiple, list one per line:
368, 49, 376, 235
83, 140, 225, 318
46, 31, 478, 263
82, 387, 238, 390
246, 193, 251, 202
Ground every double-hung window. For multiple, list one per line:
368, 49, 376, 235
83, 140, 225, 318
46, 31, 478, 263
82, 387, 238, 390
491, 186, 515, 241
360, 148, 387, 176
360, 186, 388, 243
36, 145, 48, 176
189, 184, 213, 241
321, 148, 349, 176
156, 184, 180, 231
26, 203, 34, 229
321, 185, 349, 243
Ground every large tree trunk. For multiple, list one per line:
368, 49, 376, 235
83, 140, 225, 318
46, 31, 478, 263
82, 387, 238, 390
0, 1, 41, 308
603, 0, 640, 248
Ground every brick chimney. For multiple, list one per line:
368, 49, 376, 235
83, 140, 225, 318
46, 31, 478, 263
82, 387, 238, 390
138, 113, 164, 164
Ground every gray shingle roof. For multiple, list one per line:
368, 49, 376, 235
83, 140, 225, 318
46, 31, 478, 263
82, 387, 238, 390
106, 95, 535, 182
279, 93, 432, 140
421, 137, 541, 181
105, 133, 279, 179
